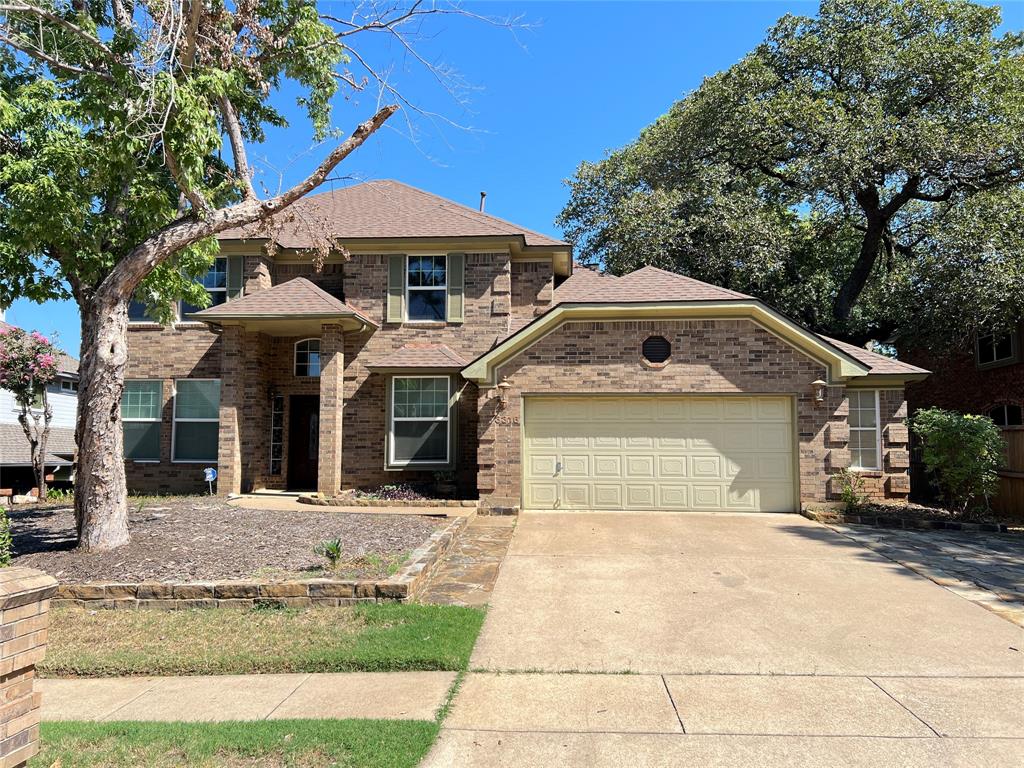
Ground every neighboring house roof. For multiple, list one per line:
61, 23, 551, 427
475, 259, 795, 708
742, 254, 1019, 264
0, 424, 76, 468
823, 336, 930, 376
219, 180, 568, 249
0, 320, 79, 376
189, 278, 377, 328
365, 343, 468, 370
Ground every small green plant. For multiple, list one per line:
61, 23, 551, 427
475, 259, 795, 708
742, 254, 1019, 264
45, 487, 73, 503
911, 408, 1006, 519
314, 538, 345, 570
834, 468, 868, 513
0, 508, 12, 567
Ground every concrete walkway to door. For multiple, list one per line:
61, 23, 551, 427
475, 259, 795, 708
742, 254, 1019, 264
423, 512, 1024, 767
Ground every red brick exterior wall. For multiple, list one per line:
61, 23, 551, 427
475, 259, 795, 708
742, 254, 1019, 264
125, 250, 554, 497
903, 343, 1024, 419
475, 318, 910, 510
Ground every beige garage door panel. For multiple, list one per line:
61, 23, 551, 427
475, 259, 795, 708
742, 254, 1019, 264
524, 396, 795, 512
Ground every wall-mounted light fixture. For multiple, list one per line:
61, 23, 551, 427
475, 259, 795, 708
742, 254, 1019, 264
812, 379, 828, 404
491, 379, 512, 409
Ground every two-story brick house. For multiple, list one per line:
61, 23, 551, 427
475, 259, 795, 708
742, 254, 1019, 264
124, 180, 928, 512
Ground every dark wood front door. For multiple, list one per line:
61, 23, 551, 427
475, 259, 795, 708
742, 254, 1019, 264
287, 395, 320, 490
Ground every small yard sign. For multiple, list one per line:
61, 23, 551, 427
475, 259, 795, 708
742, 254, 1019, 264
203, 467, 217, 495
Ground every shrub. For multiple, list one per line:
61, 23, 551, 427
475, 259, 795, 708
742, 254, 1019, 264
910, 408, 1006, 519
0, 508, 11, 567
353, 483, 429, 501
314, 538, 345, 570
834, 468, 868, 513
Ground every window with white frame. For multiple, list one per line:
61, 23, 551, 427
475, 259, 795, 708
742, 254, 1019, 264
180, 257, 229, 317
60, 379, 78, 393
406, 255, 447, 322
976, 330, 1016, 367
172, 379, 220, 462
128, 299, 158, 323
989, 404, 1023, 428
122, 380, 162, 461
389, 376, 450, 465
294, 339, 321, 377
848, 390, 880, 470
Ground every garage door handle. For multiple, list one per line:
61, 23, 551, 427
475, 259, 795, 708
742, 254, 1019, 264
555, 461, 562, 475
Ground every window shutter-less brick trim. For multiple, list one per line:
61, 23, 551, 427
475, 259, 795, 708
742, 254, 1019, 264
447, 252, 465, 323
387, 254, 405, 323
227, 255, 244, 300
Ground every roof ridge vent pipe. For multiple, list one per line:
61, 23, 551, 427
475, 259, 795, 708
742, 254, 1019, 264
479, 191, 487, 212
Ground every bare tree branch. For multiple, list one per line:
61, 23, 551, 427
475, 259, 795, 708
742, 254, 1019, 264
0, 27, 112, 80
0, 2, 117, 60
98, 104, 399, 302
218, 95, 257, 201
163, 143, 212, 215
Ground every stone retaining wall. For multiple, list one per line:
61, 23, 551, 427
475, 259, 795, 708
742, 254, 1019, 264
298, 494, 478, 509
55, 516, 467, 610
801, 507, 1012, 534
0, 568, 57, 768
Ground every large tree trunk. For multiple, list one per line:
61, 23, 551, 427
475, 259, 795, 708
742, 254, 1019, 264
833, 215, 884, 323
74, 298, 130, 551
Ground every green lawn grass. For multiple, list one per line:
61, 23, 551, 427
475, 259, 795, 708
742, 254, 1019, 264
32, 719, 439, 768
43, 603, 485, 677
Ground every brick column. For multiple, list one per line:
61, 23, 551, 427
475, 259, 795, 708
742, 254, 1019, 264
217, 324, 244, 495
318, 323, 344, 495
0, 568, 57, 768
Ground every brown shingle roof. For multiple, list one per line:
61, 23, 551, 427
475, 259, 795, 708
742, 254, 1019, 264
189, 278, 376, 327
556, 265, 749, 304
548, 266, 925, 377
365, 343, 468, 370
823, 336, 930, 376
219, 180, 568, 249
0, 320, 78, 376
0, 424, 75, 467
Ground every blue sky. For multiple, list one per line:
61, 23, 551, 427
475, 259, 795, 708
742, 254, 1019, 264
6, 0, 1023, 354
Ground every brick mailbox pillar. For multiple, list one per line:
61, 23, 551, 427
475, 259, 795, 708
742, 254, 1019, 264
0, 568, 57, 768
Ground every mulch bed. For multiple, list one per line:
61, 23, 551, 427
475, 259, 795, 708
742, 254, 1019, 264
10, 497, 444, 583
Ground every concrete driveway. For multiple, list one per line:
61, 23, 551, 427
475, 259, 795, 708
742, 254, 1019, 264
424, 512, 1024, 767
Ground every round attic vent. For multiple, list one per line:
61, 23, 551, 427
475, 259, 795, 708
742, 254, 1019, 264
642, 336, 671, 364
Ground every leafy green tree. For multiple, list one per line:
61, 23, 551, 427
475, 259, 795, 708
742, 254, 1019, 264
559, 0, 1024, 345
0, 1, 496, 550
911, 408, 1006, 518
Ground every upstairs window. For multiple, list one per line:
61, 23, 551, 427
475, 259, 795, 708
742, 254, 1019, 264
406, 255, 447, 322
976, 330, 1016, 367
128, 299, 158, 323
181, 257, 228, 317
294, 339, 321, 377
989, 404, 1023, 428
60, 380, 78, 393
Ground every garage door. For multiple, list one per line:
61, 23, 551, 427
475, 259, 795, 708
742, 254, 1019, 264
523, 396, 795, 512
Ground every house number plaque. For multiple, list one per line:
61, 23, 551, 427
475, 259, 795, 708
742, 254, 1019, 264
494, 415, 520, 426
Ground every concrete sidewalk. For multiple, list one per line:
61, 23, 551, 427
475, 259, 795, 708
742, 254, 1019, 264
39, 671, 455, 722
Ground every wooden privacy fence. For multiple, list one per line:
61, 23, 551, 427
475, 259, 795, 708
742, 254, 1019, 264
993, 429, 1024, 520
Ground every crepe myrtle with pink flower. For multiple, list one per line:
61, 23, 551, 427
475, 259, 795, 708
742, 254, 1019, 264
0, 327, 61, 498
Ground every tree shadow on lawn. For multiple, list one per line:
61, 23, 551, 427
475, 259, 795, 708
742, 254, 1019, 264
9, 506, 78, 555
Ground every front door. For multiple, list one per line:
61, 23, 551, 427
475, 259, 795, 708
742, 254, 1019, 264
287, 395, 320, 490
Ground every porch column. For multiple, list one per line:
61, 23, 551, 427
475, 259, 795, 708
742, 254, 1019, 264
217, 324, 244, 495
318, 323, 345, 495
218, 325, 262, 495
